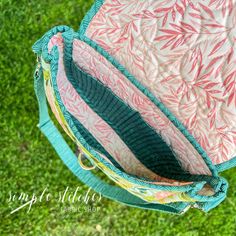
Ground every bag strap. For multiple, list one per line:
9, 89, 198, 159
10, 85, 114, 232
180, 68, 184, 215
33, 45, 190, 215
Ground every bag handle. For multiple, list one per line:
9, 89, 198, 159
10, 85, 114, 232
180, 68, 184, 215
33, 62, 189, 214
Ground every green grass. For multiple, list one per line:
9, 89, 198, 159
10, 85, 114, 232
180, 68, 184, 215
1, 0, 236, 235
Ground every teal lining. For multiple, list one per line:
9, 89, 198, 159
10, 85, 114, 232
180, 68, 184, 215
32, 25, 229, 212
71, 60, 186, 179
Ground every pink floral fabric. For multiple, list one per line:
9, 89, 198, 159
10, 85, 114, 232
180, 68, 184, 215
72, 39, 211, 175
86, 0, 236, 165
46, 34, 193, 187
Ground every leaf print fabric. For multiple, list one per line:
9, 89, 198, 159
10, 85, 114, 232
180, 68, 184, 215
86, 0, 236, 165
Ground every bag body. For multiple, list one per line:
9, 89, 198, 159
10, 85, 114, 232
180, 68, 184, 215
33, 0, 236, 214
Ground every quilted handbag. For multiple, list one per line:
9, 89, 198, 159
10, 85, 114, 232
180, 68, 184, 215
32, 0, 236, 214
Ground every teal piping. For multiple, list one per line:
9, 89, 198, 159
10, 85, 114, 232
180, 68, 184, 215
216, 156, 236, 172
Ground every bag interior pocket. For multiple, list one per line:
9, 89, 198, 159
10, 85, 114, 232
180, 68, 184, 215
69, 61, 190, 181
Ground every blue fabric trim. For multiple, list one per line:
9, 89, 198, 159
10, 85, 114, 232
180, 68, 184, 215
78, 0, 104, 35
216, 156, 236, 172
